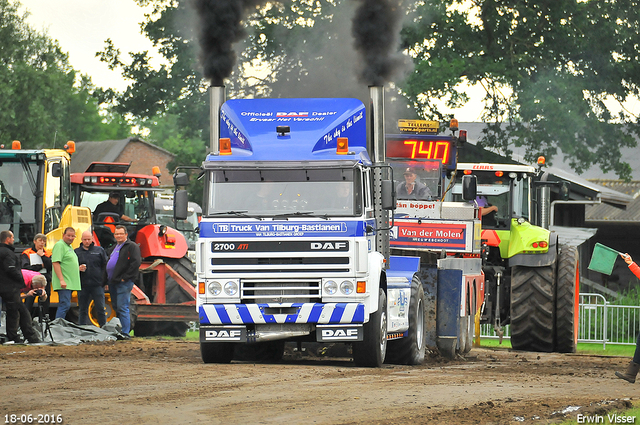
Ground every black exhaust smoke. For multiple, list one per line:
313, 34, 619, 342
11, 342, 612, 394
352, 0, 407, 86
193, 0, 265, 85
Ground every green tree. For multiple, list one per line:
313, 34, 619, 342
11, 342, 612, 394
400, 0, 640, 179
0, 0, 130, 148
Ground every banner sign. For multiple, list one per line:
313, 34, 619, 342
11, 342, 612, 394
391, 219, 478, 252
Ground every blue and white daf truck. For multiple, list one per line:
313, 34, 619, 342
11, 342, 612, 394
174, 87, 482, 366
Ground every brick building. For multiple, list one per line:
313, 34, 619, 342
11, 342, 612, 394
70, 138, 176, 186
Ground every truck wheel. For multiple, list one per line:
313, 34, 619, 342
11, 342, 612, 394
352, 289, 387, 367
510, 265, 555, 352
201, 342, 234, 364
555, 244, 579, 353
386, 276, 425, 365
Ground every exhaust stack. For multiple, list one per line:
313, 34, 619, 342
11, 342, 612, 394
209, 86, 226, 154
369, 86, 390, 262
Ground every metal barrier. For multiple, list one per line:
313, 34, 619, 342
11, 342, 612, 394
479, 292, 640, 349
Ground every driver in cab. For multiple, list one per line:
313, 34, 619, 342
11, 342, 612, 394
396, 167, 431, 200
93, 192, 135, 223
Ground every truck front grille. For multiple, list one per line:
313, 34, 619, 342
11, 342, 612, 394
241, 279, 321, 303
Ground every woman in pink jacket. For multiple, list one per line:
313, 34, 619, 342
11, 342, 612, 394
615, 253, 640, 383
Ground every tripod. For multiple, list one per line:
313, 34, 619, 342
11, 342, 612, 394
36, 303, 54, 343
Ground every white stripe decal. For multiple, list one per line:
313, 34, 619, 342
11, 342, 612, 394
247, 304, 266, 324
342, 303, 358, 323
297, 304, 314, 323
317, 303, 335, 324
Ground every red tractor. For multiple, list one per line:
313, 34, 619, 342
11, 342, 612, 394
71, 162, 197, 336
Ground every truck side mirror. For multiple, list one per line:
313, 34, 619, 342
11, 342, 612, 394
173, 172, 189, 186
462, 175, 477, 201
51, 162, 62, 178
381, 180, 396, 210
174, 190, 189, 220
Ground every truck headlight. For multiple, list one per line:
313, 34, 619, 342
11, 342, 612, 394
224, 281, 238, 296
323, 280, 338, 295
340, 280, 354, 295
208, 281, 222, 296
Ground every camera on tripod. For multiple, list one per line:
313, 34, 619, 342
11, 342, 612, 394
33, 289, 44, 297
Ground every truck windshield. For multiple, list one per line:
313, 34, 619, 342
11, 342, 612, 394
207, 168, 362, 217
389, 160, 441, 201
0, 160, 39, 246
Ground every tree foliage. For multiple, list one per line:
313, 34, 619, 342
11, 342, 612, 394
103, 0, 640, 179
401, 0, 640, 178
0, 0, 130, 148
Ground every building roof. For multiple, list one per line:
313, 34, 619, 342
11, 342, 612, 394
458, 123, 633, 208
585, 180, 640, 223
70, 138, 175, 173
460, 122, 640, 181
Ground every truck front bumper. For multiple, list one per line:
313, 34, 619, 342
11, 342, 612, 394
199, 302, 366, 325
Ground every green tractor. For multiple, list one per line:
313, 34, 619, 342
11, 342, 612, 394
453, 162, 579, 353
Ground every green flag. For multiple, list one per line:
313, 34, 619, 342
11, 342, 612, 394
588, 243, 620, 275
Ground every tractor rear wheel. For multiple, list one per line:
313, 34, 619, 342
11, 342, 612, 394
555, 244, 579, 353
353, 289, 387, 367
386, 276, 425, 365
510, 265, 555, 352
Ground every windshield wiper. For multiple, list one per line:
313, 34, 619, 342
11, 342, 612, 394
273, 211, 330, 220
209, 211, 263, 220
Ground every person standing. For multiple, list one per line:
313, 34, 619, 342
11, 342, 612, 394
0, 230, 40, 343
75, 230, 108, 327
52, 227, 81, 320
20, 233, 52, 316
615, 252, 640, 383
106, 225, 141, 335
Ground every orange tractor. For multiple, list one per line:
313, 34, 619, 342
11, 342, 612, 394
71, 162, 197, 336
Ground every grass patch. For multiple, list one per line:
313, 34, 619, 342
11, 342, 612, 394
479, 338, 636, 357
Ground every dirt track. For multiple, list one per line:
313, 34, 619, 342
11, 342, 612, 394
1, 339, 638, 425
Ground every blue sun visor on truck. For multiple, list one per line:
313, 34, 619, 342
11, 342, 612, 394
207, 98, 368, 162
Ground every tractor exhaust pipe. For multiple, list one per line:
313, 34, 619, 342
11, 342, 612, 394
209, 85, 226, 154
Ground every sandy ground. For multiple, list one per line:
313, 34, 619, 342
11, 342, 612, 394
1, 339, 638, 425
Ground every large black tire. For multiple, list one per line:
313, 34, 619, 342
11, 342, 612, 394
234, 341, 286, 363
510, 265, 555, 352
353, 289, 387, 367
135, 256, 195, 337
385, 276, 425, 365
164, 256, 196, 303
555, 244, 579, 353
201, 342, 234, 364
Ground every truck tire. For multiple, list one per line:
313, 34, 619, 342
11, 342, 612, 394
510, 265, 555, 352
352, 289, 387, 367
201, 342, 234, 364
555, 244, 579, 353
385, 276, 425, 365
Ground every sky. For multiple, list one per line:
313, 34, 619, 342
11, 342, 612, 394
19, 0, 157, 92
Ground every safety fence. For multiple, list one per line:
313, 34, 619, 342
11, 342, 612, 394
480, 292, 640, 349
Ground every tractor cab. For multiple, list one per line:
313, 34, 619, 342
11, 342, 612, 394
70, 162, 161, 249
452, 164, 535, 230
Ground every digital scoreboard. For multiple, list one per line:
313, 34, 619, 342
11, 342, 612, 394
386, 135, 457, 170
